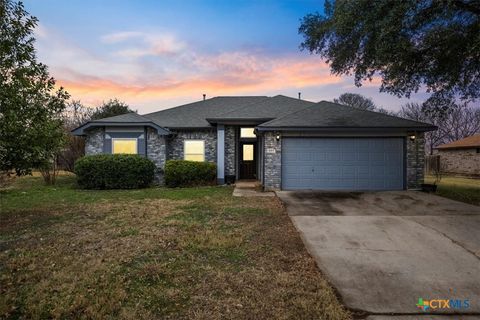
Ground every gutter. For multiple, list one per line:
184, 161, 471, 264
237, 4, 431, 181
255, 126, 438, 132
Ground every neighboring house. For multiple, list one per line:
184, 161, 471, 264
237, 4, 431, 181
434, 134, 480, 176
72, 95, 436, 191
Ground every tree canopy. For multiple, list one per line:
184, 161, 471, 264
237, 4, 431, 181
91, 99, 134, 120
334, 93, 377, 110
299, 0, 480, 102
0, 0, 69, 176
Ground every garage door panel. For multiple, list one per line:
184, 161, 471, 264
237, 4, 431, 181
282, 138, 404, 191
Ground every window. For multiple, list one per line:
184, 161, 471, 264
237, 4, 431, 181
184, 140, 205, 161
240, 127, 256, 138
243, 144, 254, 161
112, 138, 137, 154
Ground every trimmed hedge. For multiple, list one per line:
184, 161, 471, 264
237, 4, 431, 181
164, 160, 216, 187
74, 154, 156, 189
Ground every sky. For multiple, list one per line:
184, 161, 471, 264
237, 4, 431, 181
24, 0, 429, 114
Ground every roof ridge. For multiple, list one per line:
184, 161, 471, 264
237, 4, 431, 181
212, 96, 273, 118
142, 97, 219, 117
142, 96, 270, 119
213, 95, 314, 119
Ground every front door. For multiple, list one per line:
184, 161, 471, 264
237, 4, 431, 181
239, 142, 256, 179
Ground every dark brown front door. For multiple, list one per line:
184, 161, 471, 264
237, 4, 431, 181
239, 142, 256, 179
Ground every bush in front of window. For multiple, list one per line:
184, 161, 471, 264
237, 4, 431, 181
164, 160, 216, 187
74, 154, 156, 189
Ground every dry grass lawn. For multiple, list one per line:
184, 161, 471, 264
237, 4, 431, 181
0, 174, 351, 320
425, 174, 480, 206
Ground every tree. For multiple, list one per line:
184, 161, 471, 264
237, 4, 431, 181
398, 100, 480, 154
91, 99, 134, 120
58, 100, 94, 172
0, 0, 69, 182
334, 93, 377, 110
299, 1, 480, 102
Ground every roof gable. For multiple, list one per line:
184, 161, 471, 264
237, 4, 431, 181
71, 113, 170, 135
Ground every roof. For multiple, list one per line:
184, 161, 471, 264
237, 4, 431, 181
257, 101, 436, 131
90, 112, 151, 123
143, 96, 268, 128
435, 134, 480, 149
72, 95, 437, 135
207, 95, 314, 122
71, 112, 170, 135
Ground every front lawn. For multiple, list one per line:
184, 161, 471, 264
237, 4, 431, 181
424, 175, 480, 206
0, 174, 350, 320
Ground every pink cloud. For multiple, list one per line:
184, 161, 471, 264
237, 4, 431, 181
37, 27, 345, 111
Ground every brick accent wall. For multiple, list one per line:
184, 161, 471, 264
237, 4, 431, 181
146, 128, 167, 184
438, 148, 480, 176
263, 131, 281, 190
85, 128, 104, 155
225, 126, 236, 176
167, 129, 217, 163
406, 132, 425, 189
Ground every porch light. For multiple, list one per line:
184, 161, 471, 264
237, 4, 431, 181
409, 134, 416, 141
276, 134, 281, 141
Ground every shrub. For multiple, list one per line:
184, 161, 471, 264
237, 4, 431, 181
164, 160, 216, 187
74, 154, 156, 189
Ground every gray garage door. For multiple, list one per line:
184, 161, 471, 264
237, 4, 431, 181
282, 137, 404, 190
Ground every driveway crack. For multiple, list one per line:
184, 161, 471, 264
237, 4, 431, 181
410, 218, 480, 261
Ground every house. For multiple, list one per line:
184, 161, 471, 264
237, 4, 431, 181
72, 95, 436, 191
434, 134, 480, 176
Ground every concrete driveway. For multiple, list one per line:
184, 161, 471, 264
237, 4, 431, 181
277, 191, 480, 318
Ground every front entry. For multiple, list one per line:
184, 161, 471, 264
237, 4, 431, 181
239, 142, 256, 179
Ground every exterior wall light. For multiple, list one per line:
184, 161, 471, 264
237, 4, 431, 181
276, 134, 281, 141
409, 134, 416, 141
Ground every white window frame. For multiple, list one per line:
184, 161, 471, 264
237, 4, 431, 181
184, 139, 205, 162
112, 138, 138, 154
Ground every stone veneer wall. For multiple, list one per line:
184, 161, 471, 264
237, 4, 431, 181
224, 126, 236, 176
146, 128, 167, 184
85, 127, 104, 155
438, 148, 480, 176
406, 132, 425, 189
167, 129, 217, 163
263, 131, 282, 190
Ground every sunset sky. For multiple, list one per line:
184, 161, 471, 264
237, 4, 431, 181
25, 0, 429, 114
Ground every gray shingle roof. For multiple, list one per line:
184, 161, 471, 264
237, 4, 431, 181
143, 96, 268, 128
74, 96, 436, 134
91, 112, 150, 122
209, 95, 314, 121
257, 101, 436, 130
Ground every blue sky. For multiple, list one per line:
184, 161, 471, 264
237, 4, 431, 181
24, 0, 428, 113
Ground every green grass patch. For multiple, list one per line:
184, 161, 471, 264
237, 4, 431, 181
0, 174, 231, 212
425, 175, 480, 205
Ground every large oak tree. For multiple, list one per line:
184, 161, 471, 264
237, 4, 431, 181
299, 0, 480, 102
